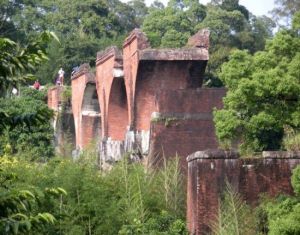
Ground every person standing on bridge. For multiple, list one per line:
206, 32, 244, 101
58, 68, 65, 86
33, 80, 40, 90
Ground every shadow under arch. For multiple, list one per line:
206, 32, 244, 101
82, 83, 100, 113
54, 107, 76, 156
80, 82, 101, 147
107, 77, 129, 140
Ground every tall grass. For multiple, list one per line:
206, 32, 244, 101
210, 181, 256, 235
283, 126, 300, 151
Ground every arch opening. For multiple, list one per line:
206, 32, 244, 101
107, 77, 129, 140
82, 83, 100, 113
80, 83, 101, 148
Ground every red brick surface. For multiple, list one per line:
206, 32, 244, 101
134, 61, 208, 131
96, 47, 127, 139
82, 115, 101, 147
187, 156, 300, 235
187, 29, 210, 49
47, 86, 63, 110
71, 66, 100, 149
107, 77, 128, 140
123, 29, 148, 128
95, 29, 212, 144
149, 120, 219, 168
148, 89, 226, 170
155, 89, 226, 113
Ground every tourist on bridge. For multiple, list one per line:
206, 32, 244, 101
57, 68, 65, 86
33, 80, 40, 90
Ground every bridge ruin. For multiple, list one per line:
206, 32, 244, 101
48, 28, 226, 167
47, 29, 300, 235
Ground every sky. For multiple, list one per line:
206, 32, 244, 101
126, 0, 276, 17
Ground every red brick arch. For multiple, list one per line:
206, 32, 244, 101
107, 77, 129, 140
122, 29, 150, 129
71, 64, 101, 149
96, 47, 129, 141
122, 29, 209, 132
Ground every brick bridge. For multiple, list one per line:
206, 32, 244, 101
47, 29, 300, 235
48, 28, 226, 167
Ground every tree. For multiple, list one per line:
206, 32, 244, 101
0, 31, 58, 97
142, 6, 195, 48
0, 0, 146, 84
272, 0, 300, 26
258, 165, 300, 235
128, 0, 149, 27
142, 0, 275, 87
0, 32, 56, 152
198, 3, 275, 86
0, 0, 24, 41
0, 156, 66, 235
213, 12, 300, 152
0, 151, 187, 234
0, 87, 54, 160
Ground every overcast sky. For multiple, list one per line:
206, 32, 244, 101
123, 0, 276, 16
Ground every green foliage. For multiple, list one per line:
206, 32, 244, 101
142, 0, 207, 48
0, 31, 58, 97
0, 31, 52, 136
256, 166, 300, 235
142, 1, 275, 87
213, 109, 241, 149
0, 87, 54, 160
214, 14, 300, 152
128, 0, 149, 27
0, 0, 148, 84
142, 6, 195, 48
119, 211, 188, 235
272, 0, 300, 27
210, 181, 256, 235
0, 152, 187, 234
292, 166, 300, 196
282, 126, 300, 151
0, 157, 65, 235
2, 0, 276, 86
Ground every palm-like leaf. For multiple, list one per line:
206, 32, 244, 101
210, 181, 256, 235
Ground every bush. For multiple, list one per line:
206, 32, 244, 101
283, 127, 300, 151
0, 87, 54, 160
257, 166, 300, 235
0, 153, 187, 234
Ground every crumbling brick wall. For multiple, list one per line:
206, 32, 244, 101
149, 88, 226, 169
47, 86, 63, 111
51, 28, 226, 164
187, 150, 300, 235
96, 29, 218, 162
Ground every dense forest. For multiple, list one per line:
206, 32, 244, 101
1, 0, 300, 234
0, 0, 281, 85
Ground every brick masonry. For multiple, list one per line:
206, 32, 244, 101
71, 64, 101, 149
47, 86, 63, 111
93, 28, 220, 163
186, 150, 300, 235
96, 47, 124, 139
148, 89, 226, 170
48, 28, 225, 163
47, 29, 226, 163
